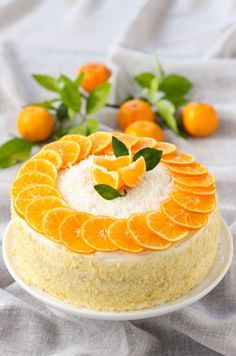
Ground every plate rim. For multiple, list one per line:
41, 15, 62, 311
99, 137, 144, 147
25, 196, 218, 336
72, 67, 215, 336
2, 217, 233, 321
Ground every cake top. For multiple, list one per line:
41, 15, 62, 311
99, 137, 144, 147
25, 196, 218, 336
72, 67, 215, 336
11, 131, 216, 255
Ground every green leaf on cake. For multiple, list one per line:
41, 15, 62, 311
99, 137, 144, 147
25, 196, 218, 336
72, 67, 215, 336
0, 138, 34, 168
32, 74, 60, 93
94, 184, 123, 200
86, 83, 111, 115
133, 147, 162, 171
112, 137, 129, 157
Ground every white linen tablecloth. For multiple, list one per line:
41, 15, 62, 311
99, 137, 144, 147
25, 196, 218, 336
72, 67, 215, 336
0, 1, 236, 355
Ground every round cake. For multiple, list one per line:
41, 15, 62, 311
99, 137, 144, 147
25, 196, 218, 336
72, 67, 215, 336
10, 132, 220, 311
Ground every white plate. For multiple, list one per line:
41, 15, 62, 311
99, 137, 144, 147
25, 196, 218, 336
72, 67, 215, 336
2, 218, 233, 321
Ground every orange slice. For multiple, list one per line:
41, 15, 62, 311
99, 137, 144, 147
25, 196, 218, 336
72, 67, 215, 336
127, 213, 172, 250
108, 219, 143, 253
33, 149, 63, 170
131, 137, 157, 154
60, 212, 94, 253
167, 162, 207, 176
25, 196, 67, 233
175, 183, 217, 196
171, 190, 216, 213
120, 156, 146, 188
81, 216, 117, 251
43, 207, 75, 242
43, 140, 80, 168
162, 198, 208, 229
112, 132, 139, 148
92, 165, 123, 190
11, 172, 55, 199
93, 156, 131, 171
89, 131, 112, 154
155, 142, 176, 155
16, 158, 57, 181
60, 134, 92, 160
173, 172, 215, 187
147, 211, 189, 241
101, 132, 139, 155
162, 151, 195, 165
14, 184, 61, 217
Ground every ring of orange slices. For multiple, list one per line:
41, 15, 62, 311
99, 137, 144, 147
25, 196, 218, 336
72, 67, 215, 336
11, 132, 217, 254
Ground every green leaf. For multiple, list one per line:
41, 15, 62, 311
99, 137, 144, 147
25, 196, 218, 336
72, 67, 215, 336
155, 99, 179, 134
68, 124, 87, 136
68, 108, 76, 120
52, 128, 69, 140
32, 74, 59, 93
86, 83, 111, 115
112, 136, 129, 157
164, 95, 189, 109
156, 99, 175, 115
159, 74, 192, 96
29, 98, 59, 110
94, 184, 122, 200
74, 72, 84, 88
57, 74, 74, 89
60, 87, 81, 113
149, 77, 159, 101
86, 118, 99, 134
134, 72, 155, 88
56, 104, 69, 122
0, 138, 34, 168
133, 147, 162, 171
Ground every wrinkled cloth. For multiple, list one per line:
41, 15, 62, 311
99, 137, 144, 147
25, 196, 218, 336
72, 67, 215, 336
0, 1, 236, 355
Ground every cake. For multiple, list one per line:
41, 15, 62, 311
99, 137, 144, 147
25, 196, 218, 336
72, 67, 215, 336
10, 131, 220, 311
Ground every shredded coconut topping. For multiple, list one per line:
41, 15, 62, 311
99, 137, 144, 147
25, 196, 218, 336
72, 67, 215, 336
57, 155, 173, 219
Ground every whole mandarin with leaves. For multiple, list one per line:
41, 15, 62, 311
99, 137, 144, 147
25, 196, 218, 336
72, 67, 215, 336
125, 120, 164, 141
181, 102, 218, 137
17, 106, 54, 142
118, 99, 155, 130
78, 62, 111, 92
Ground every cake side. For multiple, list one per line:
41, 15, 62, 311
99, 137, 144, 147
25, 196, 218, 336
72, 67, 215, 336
12, 206, 220, 311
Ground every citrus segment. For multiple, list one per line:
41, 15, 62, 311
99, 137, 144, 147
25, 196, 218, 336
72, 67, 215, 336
60, 212, 95, 253
33, 149, 63, 170
162, 152, 195, 165
81, 216, 117, 251
120, 156, 146, 188
43, 207, 75, 242
155, 142, 176, 156
175, 183, 217, 196
131, 137, 157, 154
171, 190, 216, 213
108, 219, 143, 253
11, 172, 55, 199
92, 165, 123, 190
25, 196, 67, 233
43, 140, 80, 168
127, 213, 172, 250
162, 198, 208, 229
173, 173, 215, 187
14, 184, 61, 217
167, 162, 207, 176
94, 156, 131, 171
89, 132, 112, 154
61, 134, 92, 160
147, 211, 189, 241
16, 158, 57, 181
